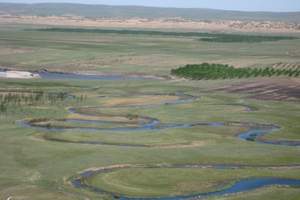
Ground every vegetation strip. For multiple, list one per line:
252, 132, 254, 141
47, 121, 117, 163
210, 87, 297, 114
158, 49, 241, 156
34, 28, 296, 43
171, 63, 300, 80
0, 90, 78, 113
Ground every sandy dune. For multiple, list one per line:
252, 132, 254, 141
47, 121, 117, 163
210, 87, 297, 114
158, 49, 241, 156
1, 15, 300, 33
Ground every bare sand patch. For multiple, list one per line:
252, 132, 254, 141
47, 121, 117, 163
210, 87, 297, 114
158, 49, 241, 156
0, 70, 40, 79
154, 141, 207, 149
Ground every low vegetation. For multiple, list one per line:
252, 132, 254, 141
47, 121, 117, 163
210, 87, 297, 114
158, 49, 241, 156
199, 34, 294, 43
35, 28, 296, 43
171, 63, 300, 80
0, 90, 84, 114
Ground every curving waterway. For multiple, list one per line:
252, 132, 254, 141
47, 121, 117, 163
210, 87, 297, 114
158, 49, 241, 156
70, 164, 300, 200
17, 86, 300, 199
0, 68, 166, 80
20, 98, 300, 147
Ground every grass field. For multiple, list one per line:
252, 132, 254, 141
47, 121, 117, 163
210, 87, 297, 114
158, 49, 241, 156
0, 23, 300, 200
1, 24, 300, 74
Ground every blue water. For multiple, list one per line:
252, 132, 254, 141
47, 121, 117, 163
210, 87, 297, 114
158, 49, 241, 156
38, 71, 154, 81
239, 126, 300, 146
239, 127, 277, 142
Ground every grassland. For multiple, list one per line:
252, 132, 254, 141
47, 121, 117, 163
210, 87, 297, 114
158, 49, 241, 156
0, 23, 300, 200
36, 28, 297, 43
1, 24, 300, 74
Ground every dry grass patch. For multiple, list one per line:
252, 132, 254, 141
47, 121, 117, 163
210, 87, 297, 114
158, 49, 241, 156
216, 78, 300, 101
102, 95, 179, 107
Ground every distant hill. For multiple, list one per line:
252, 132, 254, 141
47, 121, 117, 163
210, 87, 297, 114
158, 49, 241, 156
0, 3, 300, 22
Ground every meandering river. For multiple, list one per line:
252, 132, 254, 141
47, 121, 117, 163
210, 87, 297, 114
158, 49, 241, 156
16, 74, 300, 199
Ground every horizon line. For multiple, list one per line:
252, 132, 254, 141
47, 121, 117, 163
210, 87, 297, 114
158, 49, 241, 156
0, 2, 300, 13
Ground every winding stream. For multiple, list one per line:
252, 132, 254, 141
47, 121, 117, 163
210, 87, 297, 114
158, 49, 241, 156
17, 88, 300, 199
21, 104, 300, 147
70, 164, 300, 200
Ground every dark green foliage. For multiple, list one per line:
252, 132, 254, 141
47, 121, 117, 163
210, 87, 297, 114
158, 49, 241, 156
171, 63, 300, 80
200, 34, 294, 43
34, 28, 296, 43
0, 90, 83, 114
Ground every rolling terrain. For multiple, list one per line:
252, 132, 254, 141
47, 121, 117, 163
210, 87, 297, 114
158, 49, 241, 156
1, 3, 300, 22
0, 3, 300, 33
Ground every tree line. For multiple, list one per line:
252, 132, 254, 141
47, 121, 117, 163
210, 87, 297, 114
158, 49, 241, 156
0, 91, 86, 114
171, 63, 300, 80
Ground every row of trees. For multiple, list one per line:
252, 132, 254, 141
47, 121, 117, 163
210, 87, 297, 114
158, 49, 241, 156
171, 63, 300, 80
0, 91, 86, 114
